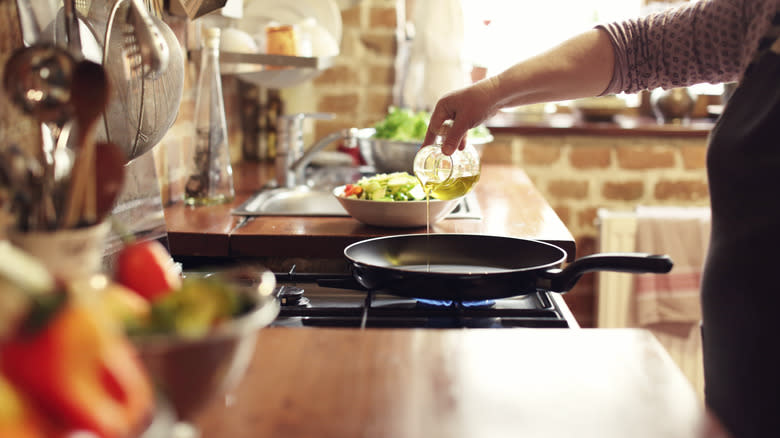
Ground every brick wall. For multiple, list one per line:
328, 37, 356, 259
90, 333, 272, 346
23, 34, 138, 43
480, 134, 709, 327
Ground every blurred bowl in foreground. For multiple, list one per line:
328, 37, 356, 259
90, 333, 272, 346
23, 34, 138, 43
131, 268, 279, 420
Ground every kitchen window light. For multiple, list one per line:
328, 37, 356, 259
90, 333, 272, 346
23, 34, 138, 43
459, 0, 721, 108
397, 0, 720, 111
461, 0, 644, 77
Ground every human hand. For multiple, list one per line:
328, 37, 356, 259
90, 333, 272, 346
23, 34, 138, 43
423, 77, 501, 155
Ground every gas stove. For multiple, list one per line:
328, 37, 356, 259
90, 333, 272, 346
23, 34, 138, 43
270, 271, 578, 329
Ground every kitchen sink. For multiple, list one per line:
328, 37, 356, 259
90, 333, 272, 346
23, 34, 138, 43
233, 185, 346, 216
232, 166, 368, 216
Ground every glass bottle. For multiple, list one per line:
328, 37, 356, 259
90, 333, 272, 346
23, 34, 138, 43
184, 27, 235, 206
413, 120, 481, 200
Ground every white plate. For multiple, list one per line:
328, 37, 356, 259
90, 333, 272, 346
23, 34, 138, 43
240, 0, 342, 45
333, 186, 462, 228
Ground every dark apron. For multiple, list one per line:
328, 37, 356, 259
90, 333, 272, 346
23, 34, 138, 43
702, 32, 780, 438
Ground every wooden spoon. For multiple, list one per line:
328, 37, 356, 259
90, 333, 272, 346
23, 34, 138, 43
62, 61, 110, 228
94, 141, 127, 222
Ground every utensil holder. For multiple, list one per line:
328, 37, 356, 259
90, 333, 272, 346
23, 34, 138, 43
7, 221, 110, 281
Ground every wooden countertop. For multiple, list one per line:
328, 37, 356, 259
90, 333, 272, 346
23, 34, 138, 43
164, 163, 576, 264
192, 327, 729, 438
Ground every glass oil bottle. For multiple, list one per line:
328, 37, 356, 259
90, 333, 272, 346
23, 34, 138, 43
413, 120, 481, 200
184, 27, 235, 206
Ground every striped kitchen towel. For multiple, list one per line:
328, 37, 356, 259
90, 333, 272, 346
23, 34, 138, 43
633, 206, 711, 326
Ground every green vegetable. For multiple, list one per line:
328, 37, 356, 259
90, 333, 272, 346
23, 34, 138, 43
372, 106, 492, 142
347, 172, 429, 201
373, 107, 430, 142
467, 124, 492, 140
132, 277, 249, 338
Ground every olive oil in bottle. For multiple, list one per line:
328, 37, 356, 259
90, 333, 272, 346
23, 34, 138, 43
413, 120, 481, 201
422, 173, 481, 200
414, 119, 482, 271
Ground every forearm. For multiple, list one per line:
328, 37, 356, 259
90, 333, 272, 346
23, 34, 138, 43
424, 28, 616, 153
491, 28, 615, 109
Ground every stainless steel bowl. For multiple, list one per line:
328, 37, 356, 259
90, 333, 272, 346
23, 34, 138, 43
356, 128, 492, 173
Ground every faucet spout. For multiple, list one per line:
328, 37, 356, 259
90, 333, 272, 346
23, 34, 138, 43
289, 127, 357, 185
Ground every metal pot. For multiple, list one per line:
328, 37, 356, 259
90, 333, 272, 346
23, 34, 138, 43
344, 234, 673, 301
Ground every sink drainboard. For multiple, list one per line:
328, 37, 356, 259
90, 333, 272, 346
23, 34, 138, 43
231, 187, 481, 220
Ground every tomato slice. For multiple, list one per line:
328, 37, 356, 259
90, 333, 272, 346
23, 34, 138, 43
116, 240, 182, 301
343, 184, 363, 197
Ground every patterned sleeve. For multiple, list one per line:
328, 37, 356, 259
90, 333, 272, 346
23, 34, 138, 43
597, 0, 777, 95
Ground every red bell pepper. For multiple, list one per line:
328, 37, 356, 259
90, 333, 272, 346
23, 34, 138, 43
0, 304, 155, 438
0, 374, 52, 438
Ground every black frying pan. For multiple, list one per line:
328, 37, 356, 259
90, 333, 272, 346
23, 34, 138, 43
344, 234, 673, 301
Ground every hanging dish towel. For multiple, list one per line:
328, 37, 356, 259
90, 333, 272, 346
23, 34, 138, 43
633, 206, 711, 326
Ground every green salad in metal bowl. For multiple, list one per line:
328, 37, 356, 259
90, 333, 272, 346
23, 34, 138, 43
360, 108, 493, 174
372, 106, 492, 142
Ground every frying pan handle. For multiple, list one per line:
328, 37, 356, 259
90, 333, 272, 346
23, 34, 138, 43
541, 253, 673, 293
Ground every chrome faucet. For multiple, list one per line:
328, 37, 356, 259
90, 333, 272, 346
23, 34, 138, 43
276, 112, 358, 188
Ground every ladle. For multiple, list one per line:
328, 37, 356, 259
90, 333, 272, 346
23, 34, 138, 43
2, 44, 76, 128
2, 44, 77, 228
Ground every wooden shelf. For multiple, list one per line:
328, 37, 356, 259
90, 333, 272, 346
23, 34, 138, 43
190, 50, 335, 88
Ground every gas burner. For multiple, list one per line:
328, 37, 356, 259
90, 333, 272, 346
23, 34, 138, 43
415, 299, 496, 308
275, 285, 310, 307
269, 272, 574, 328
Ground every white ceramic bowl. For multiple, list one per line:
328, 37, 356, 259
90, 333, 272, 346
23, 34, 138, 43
220, 28, 262, 74
332, 185, 462, 228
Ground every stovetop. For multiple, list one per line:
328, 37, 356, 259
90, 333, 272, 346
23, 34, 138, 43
270, 272, 573, 329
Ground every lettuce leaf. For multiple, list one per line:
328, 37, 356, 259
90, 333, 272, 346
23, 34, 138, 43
372, 106, 491, 142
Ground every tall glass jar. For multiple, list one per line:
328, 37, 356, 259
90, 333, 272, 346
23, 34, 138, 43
184, 27, 235, 206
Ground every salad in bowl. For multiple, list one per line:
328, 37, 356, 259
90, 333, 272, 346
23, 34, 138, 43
333, 172, 462, 228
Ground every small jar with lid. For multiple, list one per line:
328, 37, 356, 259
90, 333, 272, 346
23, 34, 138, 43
413, 120, 481, 200
184, 27, 235, 206
265, 24, 297, 69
